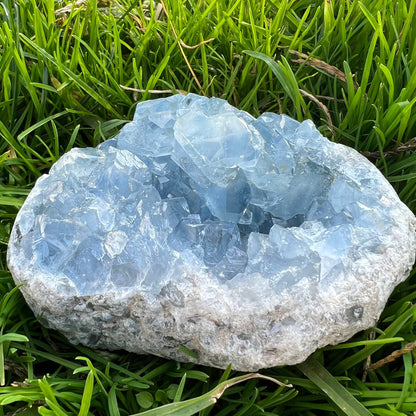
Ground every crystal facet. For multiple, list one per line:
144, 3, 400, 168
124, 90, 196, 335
7, 94, 416, 370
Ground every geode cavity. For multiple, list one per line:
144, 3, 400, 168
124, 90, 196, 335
7, 94, 416, 370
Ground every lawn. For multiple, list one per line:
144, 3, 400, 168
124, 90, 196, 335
1, 0, 416, 414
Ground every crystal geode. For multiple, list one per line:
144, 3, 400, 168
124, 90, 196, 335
7, 94, 416, 370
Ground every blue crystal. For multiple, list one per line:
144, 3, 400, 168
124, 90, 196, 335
7, 93, 416, 371
202, 221, 241, 267
8, 93, 412, 295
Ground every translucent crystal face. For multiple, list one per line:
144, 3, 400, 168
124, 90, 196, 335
10, 94, 394, 295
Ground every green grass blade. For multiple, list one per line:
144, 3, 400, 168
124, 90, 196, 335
132, 373, 290, 416
174, 374, 187, 402
243, 50, 305, 119
298, 355, 373, 416
0, 333, 28, 343
108, 386, 120, 416
39, 398, 69, 416
19, 34, 123, 118
78, 371, 94, 416
16, 110, 67, 142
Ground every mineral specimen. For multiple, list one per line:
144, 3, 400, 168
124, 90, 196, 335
7, 94, 416, 371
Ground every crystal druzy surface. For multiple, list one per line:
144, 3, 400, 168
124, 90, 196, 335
7, 94, 416, 370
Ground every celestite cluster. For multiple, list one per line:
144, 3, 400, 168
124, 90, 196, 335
7, 94, 416, 370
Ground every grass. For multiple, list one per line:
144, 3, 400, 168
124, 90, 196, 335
1, 0, 416, 414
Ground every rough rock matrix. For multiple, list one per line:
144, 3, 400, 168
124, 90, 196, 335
7, 94, 416, 371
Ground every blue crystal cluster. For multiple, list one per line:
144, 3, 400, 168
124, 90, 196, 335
8, 93, 416, 370
9, 94, 397, 295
